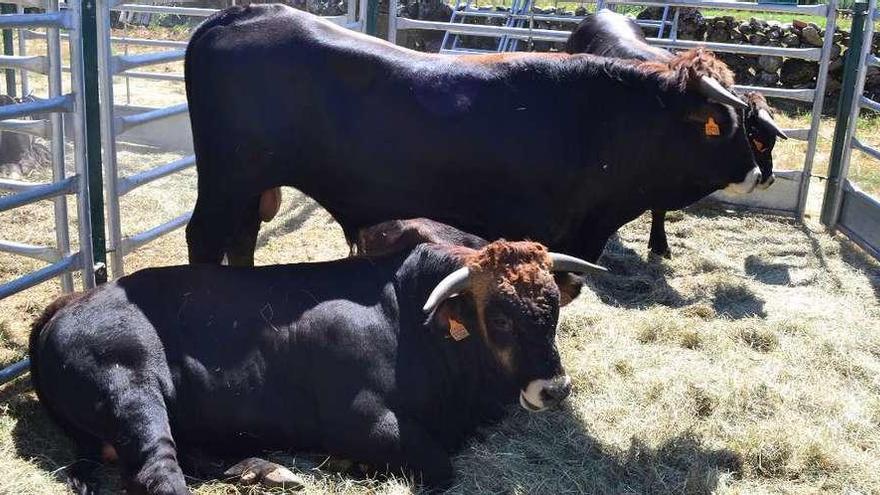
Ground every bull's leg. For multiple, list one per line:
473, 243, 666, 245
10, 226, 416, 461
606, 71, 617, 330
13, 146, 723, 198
186, 196, 230, 265
336, 412, 452, 491
109, 390, 189, 495
225, 195, 261, 267
648, 209, 672, 259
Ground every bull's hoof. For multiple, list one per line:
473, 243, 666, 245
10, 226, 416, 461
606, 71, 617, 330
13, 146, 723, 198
223, 457, 305, 490
648, 248, 672, 260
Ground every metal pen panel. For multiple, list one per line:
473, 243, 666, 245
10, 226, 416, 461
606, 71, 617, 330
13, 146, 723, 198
66, 0, 97, 290
47, 0, 72, 292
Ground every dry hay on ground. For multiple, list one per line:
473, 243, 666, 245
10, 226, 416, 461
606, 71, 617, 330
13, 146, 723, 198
0, 144, 879, 494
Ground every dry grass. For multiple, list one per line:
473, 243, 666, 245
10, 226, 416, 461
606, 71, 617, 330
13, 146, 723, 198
2, 142, 879, 493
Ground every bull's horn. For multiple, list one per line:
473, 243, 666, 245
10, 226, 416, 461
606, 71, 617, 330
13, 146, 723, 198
549, 253, 608, 274
422, 267, 471, 313
698, 76, 748, 110
757, 108, 788, 139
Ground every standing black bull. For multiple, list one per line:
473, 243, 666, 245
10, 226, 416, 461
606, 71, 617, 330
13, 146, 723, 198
30, 237, 605, 494
185, 5, 763, 265
565, 9, 789, 257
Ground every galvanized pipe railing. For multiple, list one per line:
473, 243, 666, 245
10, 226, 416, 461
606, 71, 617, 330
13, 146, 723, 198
0, 0, 98, 385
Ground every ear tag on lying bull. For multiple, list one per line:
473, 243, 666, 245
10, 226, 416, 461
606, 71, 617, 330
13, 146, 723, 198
448, 318, 470, 341
752, 139, 766, 152
704, 117, 721, 137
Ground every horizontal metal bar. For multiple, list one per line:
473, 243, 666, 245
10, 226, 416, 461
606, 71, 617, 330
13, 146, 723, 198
851, 136, 880, 161
733, 85, 815, 103
440, 47, 497, 54
25, 29, 190, 49
0, 175, 77, 212
120, 212, 192, 255
604, 0, 827, 16
0, 240, 61, 263
0, 94, 74, 120
0, 10, 72, 30
120, 70, 184, 82
779, 127, 811, 141
0, 118, 50, 138
448, 9, 673, 27
0, 359, 30, 387
0, 54, 48, 74
112, 4, 218, 17
650, 38, 822, 60
860, 95, 880, 112
115, 102, 187, 135
0, 177, 55, 192
118, 154, 195, 195
0, 252, 79, 300
397, 17, 570, 42
112, 50, 184, 75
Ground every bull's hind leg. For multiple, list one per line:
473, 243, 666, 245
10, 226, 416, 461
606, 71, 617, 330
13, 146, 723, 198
186, 196, 230, 265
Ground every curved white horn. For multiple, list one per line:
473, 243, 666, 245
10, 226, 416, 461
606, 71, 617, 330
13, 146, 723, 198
757, 108, 788, 139
422, 267, 471, 313
698, 76, 748, 110
549, 253, 608, 274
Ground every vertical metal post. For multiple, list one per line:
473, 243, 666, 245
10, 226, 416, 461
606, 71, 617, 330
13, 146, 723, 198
69, 0, 100, 288
358, 0, 369, 33
347, 0, 357, 26
1, 3, 16, 96
387, 0, 397, 43
96, 0, 123, 278
798, 0, 839, 217
366, 0, 379, 36
47, 0, 73, 293
822, 1, 872, 226
16, 4, 27, 96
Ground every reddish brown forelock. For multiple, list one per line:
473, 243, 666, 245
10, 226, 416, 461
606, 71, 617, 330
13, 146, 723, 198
638, 48, 735, 92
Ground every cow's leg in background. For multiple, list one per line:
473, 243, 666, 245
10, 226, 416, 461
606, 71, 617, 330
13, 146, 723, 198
225, 194, 263, 267
186, 194, 232, 265
648, 209, 671, 258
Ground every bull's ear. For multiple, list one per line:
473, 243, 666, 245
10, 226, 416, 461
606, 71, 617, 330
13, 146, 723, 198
425, 295, 472, 340
554, 273, 584, 307
684, 103, 735, 140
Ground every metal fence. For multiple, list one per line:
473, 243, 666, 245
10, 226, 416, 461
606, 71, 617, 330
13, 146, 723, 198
389, 0, 838, 218
822, 0, 880, 258
0, 0, 98, 383
97, 0, 366, 278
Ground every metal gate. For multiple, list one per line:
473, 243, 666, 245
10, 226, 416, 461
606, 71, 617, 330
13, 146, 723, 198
97, 0, 366, 279
822, 0, 880, 259
0, 0, 98, 382
388, 0, 839, 219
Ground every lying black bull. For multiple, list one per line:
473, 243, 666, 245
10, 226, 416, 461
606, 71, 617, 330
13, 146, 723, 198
185, 5, 764, 265
30, 238, 605, 494
565, 9, 788, 257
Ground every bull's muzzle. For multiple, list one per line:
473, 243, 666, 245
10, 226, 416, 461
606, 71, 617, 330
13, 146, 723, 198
519, 375, 572, 412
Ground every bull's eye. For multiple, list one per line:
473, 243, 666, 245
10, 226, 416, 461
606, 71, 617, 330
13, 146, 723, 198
489, 314, 513, 333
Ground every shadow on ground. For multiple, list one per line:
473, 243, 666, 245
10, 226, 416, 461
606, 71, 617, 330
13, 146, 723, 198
589, 235, 688, 309
451, 405, 741, 495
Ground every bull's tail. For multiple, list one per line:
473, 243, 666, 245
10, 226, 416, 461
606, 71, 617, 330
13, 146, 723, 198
28, 292, 101, 495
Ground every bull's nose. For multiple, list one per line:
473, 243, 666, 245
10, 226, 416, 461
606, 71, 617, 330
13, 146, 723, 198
540, 375, 572, 406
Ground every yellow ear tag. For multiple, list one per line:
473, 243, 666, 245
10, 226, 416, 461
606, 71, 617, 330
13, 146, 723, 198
449, 318, 470, 341
704, 117, 721, 137
752, 139, 766, 152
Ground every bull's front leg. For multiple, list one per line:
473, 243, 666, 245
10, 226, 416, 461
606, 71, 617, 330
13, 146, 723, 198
333, 410, 453, 492
648, 209, 672, 258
